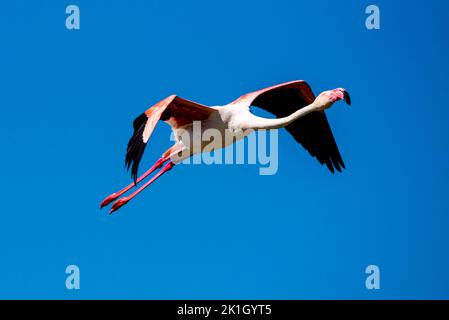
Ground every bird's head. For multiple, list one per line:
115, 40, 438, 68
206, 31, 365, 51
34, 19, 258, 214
314, 88, 351, 111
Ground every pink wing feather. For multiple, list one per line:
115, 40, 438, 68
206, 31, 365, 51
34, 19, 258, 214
126, 95, 214, 182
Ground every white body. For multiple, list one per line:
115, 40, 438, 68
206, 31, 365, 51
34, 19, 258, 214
169, 104, 255, 163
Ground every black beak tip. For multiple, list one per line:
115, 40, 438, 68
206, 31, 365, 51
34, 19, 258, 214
343, 91, 351, 106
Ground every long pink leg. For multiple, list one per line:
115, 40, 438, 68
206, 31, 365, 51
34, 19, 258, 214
109, 162, 175, 214
100, 143, 186, 209
99, 157, 169, 209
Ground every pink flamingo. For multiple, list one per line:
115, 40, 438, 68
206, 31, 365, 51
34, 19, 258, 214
101, 80, 351, 213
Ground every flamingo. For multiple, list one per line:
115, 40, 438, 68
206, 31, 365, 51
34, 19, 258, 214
100, 80, 351, 214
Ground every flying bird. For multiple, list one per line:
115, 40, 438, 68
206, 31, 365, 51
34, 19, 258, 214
100, 80, 351, 213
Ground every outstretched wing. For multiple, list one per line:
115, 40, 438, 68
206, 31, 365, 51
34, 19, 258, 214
233, 80, 345, 173
125, 95, 213, 182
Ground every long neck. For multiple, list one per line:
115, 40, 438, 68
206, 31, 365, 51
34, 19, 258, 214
245, 102, 318, 130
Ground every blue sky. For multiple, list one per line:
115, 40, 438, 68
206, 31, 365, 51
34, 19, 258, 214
0, 0, 449, 299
